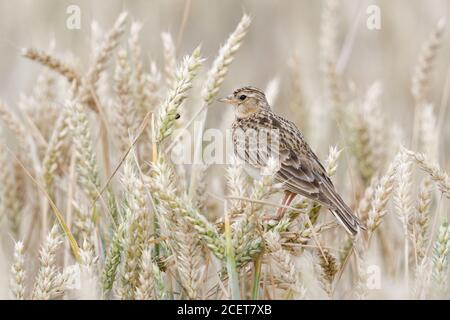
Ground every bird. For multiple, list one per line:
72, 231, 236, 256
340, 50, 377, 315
218, 86, 364, 236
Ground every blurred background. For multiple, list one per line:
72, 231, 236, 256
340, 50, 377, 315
0, 0, 449, 299
1, 0, 449, 158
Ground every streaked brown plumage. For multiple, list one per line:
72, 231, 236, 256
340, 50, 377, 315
219, 86, 363, 236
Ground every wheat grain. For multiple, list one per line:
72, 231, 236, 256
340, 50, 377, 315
431, 220, 450, 295
156, 46, 203, 143
175, 222, 203, 299
77, 239, 100, 299
320, 0, 342, 110
407, 150, 450, 199
324, 145, 342, 177
102, 224, 124, 294
112, 49, 138, 153
149, 157, 225, 259
394, 150, 413, 290
32, 225, 72, 300
412, 178, 433, 263
2, 3, 450, 301
317, 248, 338, 297
265, 231, 305, 298
351, 82, 385, 183
226, 159, 248, 219
80, 12, 128, 110
161, 32, 177, 90
42, 109, 71, 193
193, 164, 209, 213
419, 104, 438, 160
412, 18, 446, 104
117, 156, 150, 299
66, 100, 101, 202
202, 14, 251, 105
22, 48, 80, 84
366, 152, 401, 235
233, 158, 279, 266
0, 100, 29, 150
135, 245, 157, 300
10, 241, 26, 300
287, 53, 308, 133
129, 22, 147, 116
72, 202, 96, 251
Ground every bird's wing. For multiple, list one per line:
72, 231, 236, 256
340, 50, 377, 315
272, 117, 362, 235
275, 144, 362, 235
275, 146, 326, 200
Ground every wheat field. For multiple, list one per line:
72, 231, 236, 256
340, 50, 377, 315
0, 0, 449, 300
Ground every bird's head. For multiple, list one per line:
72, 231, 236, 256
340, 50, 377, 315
218, 86, 270, 118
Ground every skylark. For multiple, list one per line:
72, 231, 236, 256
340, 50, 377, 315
219, 86, 363, 236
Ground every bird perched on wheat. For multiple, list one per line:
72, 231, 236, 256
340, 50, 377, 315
219, 86, 364, 236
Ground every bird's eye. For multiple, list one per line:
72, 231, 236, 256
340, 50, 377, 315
239, 95, 247, 101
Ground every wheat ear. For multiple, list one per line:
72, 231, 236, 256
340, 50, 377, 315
117, 156, 150, 299
202, 14, 251, 105
10, 241, 26, 300
412, 19, 446, 104
156, 46, 203, 143
135, 245, 157, 300
80, 12, 128, 110
406, 150, 450, 199
22, 48, 80, 84
66, 101, 101, 202
431, 221, 450, 295
161, 32, 177, 90
32, 225, 73, 300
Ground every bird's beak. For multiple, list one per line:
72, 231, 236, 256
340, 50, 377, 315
218, 95, 234, 104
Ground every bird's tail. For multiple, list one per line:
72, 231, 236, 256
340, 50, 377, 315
326, 188, 365, 236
